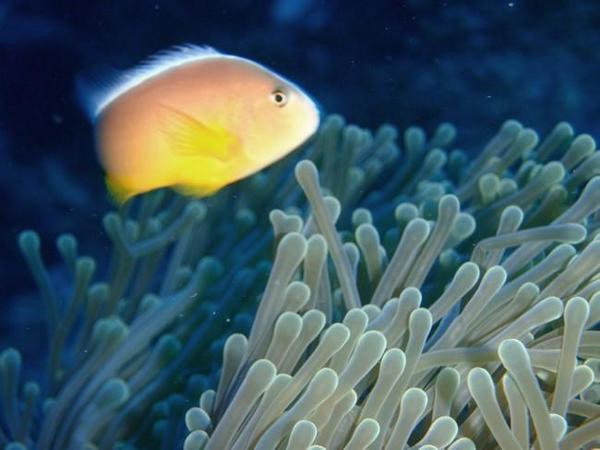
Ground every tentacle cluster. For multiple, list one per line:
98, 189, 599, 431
2, 115, 600, 449
185, 120, 600, 449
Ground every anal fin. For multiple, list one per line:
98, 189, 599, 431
106, 176, 134, 205
174, 182, 221, 198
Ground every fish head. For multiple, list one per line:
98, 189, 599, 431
236, 60, 321, 166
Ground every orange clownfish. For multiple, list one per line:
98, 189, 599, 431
80, 45, 320, 203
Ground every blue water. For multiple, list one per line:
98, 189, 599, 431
1, 1, 600, 448
2, 1, 600, 302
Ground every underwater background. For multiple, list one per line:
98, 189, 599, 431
2, 1, 600, 449
4, 0, 600, 339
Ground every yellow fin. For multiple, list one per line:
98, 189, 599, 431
174, 183, 221, 198
105, 176, 134, 205
161, 106, 236, 162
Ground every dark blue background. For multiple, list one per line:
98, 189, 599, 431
1, 0, 600, 346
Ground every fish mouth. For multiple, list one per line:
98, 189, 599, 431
291, 115, 321, 155
305, 100, 322, 137
296, 130, 319, 152
290, 104, 321, 155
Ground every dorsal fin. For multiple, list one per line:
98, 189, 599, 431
76, 45, 221, 121
75, 65, 123, 121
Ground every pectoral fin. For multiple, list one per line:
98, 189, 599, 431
161, 106, 236, 162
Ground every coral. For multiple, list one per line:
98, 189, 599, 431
2, 114, 600, 449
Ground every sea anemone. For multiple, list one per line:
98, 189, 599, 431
2, 116, 600, 449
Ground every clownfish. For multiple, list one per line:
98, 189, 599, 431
79, 45, 320, 203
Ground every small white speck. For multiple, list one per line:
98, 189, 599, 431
225, 318, 231, 323
508, 2, 515, 7
486, 95, 492, 99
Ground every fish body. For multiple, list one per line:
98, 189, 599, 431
82, 45, 320, 202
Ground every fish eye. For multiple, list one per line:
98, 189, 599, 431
270, 89, 288, 107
